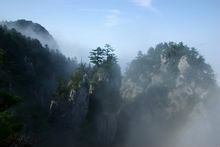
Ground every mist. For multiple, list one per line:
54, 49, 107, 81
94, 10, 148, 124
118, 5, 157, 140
174, 93, 220, 147
118, 85, 220, 147
0, 1, 219, 146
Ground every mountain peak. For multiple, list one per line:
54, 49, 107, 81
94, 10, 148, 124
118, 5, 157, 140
0, 19, 58, 49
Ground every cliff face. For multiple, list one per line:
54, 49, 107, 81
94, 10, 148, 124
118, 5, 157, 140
94, 113, 117, 145
48, 42, 219, 147
50, 74, 89, 129
116, 42, 218, 147
48, 60, 122, 146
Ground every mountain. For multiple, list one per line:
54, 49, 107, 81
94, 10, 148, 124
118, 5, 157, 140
117, 42, 219, 147
0, 24, 77, 147
0, 19, 58, 49
0, 19, 219, 147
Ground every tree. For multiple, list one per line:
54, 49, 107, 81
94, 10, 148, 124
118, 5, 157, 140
0, 48, 3, 64
89, 44, 117, 66
0, 25, 78, 147
89, 47, 105, 66
117, 42, 218, 146
104, 44, 117, 65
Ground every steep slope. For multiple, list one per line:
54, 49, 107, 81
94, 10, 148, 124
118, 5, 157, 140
48, 46, 122, 147
0, 25, 77, 147
117, 42, 219, 147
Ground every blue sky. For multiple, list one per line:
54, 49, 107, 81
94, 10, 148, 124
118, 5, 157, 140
0, 0, 219, 81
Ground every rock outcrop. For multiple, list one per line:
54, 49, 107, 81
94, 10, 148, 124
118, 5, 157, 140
50, 74, 90, 129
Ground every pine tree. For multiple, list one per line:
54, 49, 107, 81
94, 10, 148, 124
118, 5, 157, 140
89, 47, 105, 66
104, 44, 117, 65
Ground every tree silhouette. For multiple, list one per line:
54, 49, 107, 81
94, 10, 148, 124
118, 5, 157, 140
89, 47, 105, 66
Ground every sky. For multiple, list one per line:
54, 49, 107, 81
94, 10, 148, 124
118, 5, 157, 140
0, 0, 219, 82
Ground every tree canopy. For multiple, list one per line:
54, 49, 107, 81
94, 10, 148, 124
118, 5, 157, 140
89, 44, 117, 66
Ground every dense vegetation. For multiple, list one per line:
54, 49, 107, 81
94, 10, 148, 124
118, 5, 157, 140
0, 24, 77, 147
0, 20, 219, 147
0, 19, 58, 49
118, 42, 219, 146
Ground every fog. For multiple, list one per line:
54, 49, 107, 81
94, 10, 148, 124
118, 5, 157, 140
120, 88, 220, 147
0, 17, 219, 147
1, 20, 59, 49
174, 96, 220, 147
50, 31, 220, 85
115, 42, 220, 147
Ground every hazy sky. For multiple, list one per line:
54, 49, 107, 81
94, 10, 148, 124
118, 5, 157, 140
0, 0, 219, 81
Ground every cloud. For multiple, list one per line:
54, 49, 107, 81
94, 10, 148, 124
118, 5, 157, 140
105, 9, 122, 27
132, 0, 159, 14
78, 8, 122, 27
132, 0, 152, 8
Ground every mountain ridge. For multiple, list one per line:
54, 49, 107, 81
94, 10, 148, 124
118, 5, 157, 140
0, 19, 58, 49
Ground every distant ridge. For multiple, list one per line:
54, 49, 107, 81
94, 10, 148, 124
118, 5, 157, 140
0, 19, 58, 49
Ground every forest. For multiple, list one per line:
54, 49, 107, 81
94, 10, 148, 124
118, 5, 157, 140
0, 20, 219, 147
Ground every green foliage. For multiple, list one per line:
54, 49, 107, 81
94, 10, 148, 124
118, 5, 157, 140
88, 45, 122, 113
117, 42, 218, 147
89, 47, 105, 66
70, 63, 90, 90
125, 42, 215, 89
0, 90, 23, 111
2, 18, 217, 147
0, 111, 23, 147
104, 44, 117, 65
53, 44, 121, 119
0, 24, 77, 146
89, 44, 117, 66
122, 42, 217, 129
0, 26, 77, 96
54, 79, 69, 101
